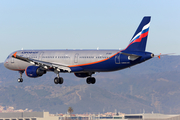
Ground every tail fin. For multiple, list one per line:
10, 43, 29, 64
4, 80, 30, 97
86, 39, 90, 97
125, 16, 151, 51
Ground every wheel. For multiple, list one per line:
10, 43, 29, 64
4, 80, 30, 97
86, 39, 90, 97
86, 78, 91, 84
59, 77, 64, 84
86, 77, 96, 84
91, 77, 96, 84
18, 78, 23, 83
54, 77, 59, 84
20, 78, 23, 82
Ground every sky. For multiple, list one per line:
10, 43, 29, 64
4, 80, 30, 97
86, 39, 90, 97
0, 0, 180, 62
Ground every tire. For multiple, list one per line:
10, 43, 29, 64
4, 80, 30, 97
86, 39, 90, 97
59, 77, 64, 84
20, 78, 23, 82
86, 78, 91, 84
18, 78, 23, 83
91, 77, 96, 84
54, 77, 59, 84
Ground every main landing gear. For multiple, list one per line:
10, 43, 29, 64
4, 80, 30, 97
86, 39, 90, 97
18, 71, 24, 83
54, 73, 64, 84
86, 77, 96, 84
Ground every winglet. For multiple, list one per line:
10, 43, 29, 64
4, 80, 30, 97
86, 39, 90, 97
12, 52, 17, 58
158, 53, 161, 59
154, 53, 175, 59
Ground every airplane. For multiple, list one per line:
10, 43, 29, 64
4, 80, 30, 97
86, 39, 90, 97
4, 16, 154, 85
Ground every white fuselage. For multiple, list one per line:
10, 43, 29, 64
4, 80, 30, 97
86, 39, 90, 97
4, 49, 120, 72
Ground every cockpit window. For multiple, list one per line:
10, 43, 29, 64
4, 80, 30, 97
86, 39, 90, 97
6, 55, 11, 59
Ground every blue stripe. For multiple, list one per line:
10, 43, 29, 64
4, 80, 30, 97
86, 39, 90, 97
142, 28, 149, 34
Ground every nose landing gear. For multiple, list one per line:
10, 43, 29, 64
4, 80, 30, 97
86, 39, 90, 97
18, 71, 24, 83
54, 71, 64, 84
17, 78, 23, 82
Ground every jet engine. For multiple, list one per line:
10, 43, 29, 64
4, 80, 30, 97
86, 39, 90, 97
74, 73, 90, 78
25, 66, 46, 78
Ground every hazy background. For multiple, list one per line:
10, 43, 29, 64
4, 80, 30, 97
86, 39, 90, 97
1, 56, 180, 114
0, 0, 180, 62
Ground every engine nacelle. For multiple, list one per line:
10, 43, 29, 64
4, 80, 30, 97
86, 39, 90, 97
74, 73, 90, 78
25, 66, 46, 78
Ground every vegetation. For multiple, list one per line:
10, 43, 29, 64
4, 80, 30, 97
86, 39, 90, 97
68, 107, 73, 115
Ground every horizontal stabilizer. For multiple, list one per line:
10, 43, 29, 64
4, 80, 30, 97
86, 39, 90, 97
120, 51, 141, 61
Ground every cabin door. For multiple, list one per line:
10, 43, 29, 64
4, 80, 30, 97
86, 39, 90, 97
115, 53, 120, 64
74, 53, 79, 63
39, 52, 44, 60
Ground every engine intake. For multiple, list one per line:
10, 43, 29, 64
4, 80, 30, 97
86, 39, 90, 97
25, 66, 46, 78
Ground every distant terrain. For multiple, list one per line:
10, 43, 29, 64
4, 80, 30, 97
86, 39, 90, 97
0, 55, 180, 114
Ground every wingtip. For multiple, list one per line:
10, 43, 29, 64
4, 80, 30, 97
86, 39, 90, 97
158, 53, 161, 59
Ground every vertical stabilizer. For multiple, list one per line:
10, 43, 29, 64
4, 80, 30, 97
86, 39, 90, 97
125, 16, 151, 51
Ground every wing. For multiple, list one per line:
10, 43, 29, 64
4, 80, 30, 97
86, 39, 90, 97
12, 52, 71, 72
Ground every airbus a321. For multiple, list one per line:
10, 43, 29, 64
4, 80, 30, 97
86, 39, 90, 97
4, 16, 155, 84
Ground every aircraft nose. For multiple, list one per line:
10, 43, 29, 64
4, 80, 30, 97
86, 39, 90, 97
4, 61, 8, 68
4, 58, 9, 69
4, 61, 7, 68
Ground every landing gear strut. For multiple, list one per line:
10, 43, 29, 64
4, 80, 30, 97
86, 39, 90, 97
18, 71, 24, 83
86, 77, 96, 84
54, 72, 64, 84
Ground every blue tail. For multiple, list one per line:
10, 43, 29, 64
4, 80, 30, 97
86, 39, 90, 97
125, 16, 151, 52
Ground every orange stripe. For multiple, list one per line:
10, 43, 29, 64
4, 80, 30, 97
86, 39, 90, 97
25, 67, 28, 76
69, 58, 109, 67
13, 52, 17, 58
68, 51, 121, 67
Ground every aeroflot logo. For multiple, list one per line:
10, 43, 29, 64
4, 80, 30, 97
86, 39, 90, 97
130, 22, 150, 44
21, 52, 38, 54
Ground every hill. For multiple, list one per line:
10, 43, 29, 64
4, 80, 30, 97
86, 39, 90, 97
0, 55, 180, 114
